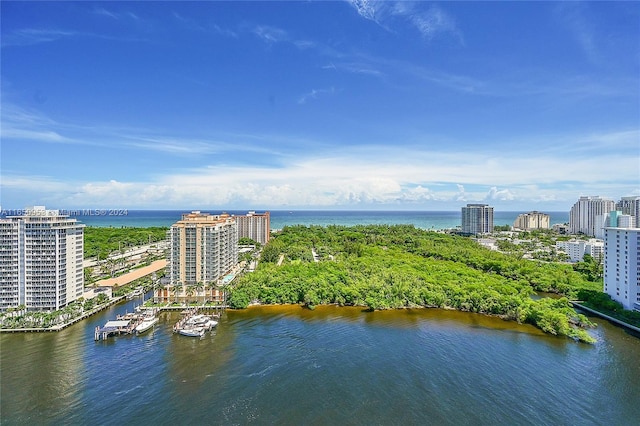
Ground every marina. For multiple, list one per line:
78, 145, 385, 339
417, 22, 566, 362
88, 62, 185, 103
173, 309, 219, 338
94, 302, 222, 340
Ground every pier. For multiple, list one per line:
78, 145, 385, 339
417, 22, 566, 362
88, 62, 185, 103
570, 301, 640, 334
94, 314, 143, 341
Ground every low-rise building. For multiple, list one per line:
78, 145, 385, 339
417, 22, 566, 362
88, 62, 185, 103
556, 239, 604, 263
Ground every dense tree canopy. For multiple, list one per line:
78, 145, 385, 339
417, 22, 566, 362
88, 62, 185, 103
84, 227, 168, 259
229, 225, 600, 343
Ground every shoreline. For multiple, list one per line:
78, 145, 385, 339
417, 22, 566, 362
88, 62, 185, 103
0, 296, 125, 333
570, 301, 640, 334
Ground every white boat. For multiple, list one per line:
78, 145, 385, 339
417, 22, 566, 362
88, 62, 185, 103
178, 326, 205, 337
135, 316, 159, 333
204, 319, 218, 329
174, 312, 218, 337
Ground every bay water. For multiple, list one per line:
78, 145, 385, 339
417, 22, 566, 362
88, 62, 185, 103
1, 297, 639, 425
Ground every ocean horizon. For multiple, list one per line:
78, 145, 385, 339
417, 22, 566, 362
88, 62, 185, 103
0, 209, 570, 230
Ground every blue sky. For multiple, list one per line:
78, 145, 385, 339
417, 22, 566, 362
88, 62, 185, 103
1, 1, 638, 211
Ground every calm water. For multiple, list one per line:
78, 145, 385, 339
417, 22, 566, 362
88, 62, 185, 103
2, 298, 639, 425
17, 209, 570, 230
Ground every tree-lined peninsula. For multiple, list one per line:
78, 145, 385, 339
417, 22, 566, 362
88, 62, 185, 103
229, 225, 600, 343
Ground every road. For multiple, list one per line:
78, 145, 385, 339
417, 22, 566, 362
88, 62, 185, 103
93, 259, 167, 287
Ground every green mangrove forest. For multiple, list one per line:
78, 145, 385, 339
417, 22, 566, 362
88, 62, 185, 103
229, 225, 602, 343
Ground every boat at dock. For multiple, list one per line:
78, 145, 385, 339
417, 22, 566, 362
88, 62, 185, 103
95, 316, 142, 341
134, 307, 160, 334
126, 287, 145, 300
177, 326, 206, 337
135, 316, 159, 334
173, 311, 217, 337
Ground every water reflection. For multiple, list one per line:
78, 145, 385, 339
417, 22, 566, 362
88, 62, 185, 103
1, 302, 639, 425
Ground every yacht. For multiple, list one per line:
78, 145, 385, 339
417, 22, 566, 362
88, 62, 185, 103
135, 316, 159, 334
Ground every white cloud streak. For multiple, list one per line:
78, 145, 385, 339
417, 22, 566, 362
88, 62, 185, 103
348, 1, 462, 42
1, 29, 78, 47
297, 87, 337, 104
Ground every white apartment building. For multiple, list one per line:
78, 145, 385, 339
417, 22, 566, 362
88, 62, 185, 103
603, 226, 640, 311
569, 196, 616, 237
461, 204, 494, 235
168, 211, 238, 287
0, 207, 84, 312
595, 211, 636, 239
513, 211, 550, 230
556, 239, 604, 263
234, 211, 270, 245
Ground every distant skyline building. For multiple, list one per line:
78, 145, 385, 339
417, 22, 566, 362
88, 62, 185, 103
0, 206, 84, 312
603, 222, 640, 312
616, 196, 640, 229
233, 211, 270, 245
513, 211, 550, 230
168, 211, 238, 287
595, 211, 636, 240
461, 204, 494, 235
569, 196, 616, 237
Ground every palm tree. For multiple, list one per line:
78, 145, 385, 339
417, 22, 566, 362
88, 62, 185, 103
186, 285, 196, 305
173, 283, 182, 305
203, 281, 213, 306
196, 282, 205, 306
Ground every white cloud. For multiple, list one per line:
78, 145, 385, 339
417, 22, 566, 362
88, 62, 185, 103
253, 25, 288, 43
348, 1, 462, 42
1, 128, 71, 143
2, 103, 637, 209
323, 62, 384, 78
298, 87, 337, 104
554, 3, 599, 64
4, 139, 637, 210
485, 187, 515, 201
454, 184, 467, 202
348, 0, 378, 22
1, 29, 78, 47
94, 8, 119, 19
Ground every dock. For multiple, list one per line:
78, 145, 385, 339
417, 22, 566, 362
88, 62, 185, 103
94, 315, 143, 341
172, 308, 216, 330
570, 301, 640, 334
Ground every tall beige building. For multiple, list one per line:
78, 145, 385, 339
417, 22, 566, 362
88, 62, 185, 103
234, 211, 270, 244
513, 211, 550, 230
168, 211, 238, 288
